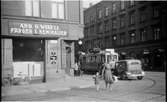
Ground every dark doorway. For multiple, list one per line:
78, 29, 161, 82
66, 47, 71, 75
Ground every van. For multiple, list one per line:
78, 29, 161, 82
114, 59, 145, 80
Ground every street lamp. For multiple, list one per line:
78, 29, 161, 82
78, 39, 82, 45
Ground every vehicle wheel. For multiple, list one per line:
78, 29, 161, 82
121, 73, 127, 80
137, 76, 143, 80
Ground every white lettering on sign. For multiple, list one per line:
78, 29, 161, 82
9, 22, 67, 36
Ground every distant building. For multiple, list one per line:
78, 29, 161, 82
1, 0, 84, 86
83, 1, 166, 71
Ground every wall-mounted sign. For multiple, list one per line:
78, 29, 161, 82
9, 21, 68, 36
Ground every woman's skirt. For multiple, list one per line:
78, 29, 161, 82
104, 69, 114, 83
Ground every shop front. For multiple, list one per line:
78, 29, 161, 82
1, 19, 82, 85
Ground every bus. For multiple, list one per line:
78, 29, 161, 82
79, 49, 119, 73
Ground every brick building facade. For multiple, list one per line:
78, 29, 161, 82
83, 1, 166, 71
1, 0, 84, 85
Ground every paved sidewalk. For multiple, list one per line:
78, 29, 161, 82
1, 76, 94, 97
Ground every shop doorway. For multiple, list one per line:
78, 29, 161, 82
13, 38, 45, 82
66, 47, 71, 75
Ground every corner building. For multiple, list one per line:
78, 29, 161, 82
84, 1, 166, 71
1, 0, 84, 84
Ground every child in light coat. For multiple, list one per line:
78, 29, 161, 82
93, 72, 101, 91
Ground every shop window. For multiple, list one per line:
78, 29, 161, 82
25, 0, 40, 17
13, 39, 44, 61
52, 0, 64, 19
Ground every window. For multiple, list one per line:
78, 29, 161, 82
112, 19, 117, 30
25, 0, 39, 17
25, 0, 32, 16
129, 32, 136, 43
140, 8, 147, 23
153, 7, 159, 18
33, 0, 39, 17
13, 38, 44, 61
120, 16, 125, 28
98, 10, 102, 18
120, 1, 125, 10
129, 12, 135, 25
140, 29, 147, 41
153, 27, 160, 40
105, 7, 109, 16
98, 23, 103, 33
52, 0, 64, 19
129, 0, 135, 7
112, 3, 117, 14
120, 33, 125, 45
112, 35, 117, 46
104, 21, 109, 31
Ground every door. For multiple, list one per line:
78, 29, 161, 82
66, 47, 71, 75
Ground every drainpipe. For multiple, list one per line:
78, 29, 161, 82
43, 39, 46, 83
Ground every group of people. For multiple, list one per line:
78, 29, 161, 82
93, 62, 117, 91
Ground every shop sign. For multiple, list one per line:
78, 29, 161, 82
9, 22, 67, 36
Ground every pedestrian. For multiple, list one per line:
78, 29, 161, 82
102, 62, 114, 91
93, 72, 101, 91
74, 62, 79, 76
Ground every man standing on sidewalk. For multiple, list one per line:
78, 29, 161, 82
74, 62, 79, 76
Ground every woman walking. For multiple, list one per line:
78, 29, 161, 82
102, 62, 114, 91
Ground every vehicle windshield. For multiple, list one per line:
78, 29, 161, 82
127, 61, 142, 70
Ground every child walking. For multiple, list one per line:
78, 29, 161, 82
93, 72, 101, 91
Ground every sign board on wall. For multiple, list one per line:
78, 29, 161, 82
9, 21, 68, 36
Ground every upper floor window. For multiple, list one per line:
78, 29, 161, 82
120, 1, 125, 10
105, 7, 109, 16
140, 11, 147, 23
140, 29, 147, 41
129, 32, 136, 43
112, 35, 117, 46
153, 27, 160, 40
98, 23, 103, 33
25, 0, 40, 17
153, 7, 159, 18
112, 19, 117, 30
112, 3, 117, 14
120, 15, 125, 28
98, 10, 102, 18
52, 0, 64, 19
105, 20, 109, 31
129, 12, 135, 25
129, 0, 135, 7
120, 33, 126, 45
